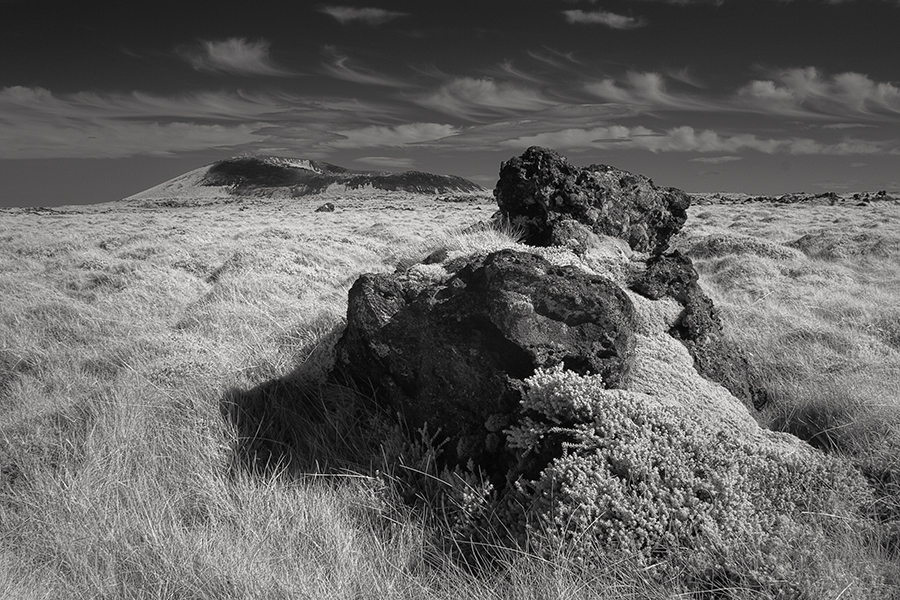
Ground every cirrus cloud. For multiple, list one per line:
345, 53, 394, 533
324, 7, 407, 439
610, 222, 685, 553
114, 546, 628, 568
330, 122, 459, 148
499, 123, 890, 155
586, 71, 714, 111
318, 5, 408, 25
355, 156, 416, 169
418, 77, 556, 121
0, 86, 402, 159
177, 38, 294, 76
562, 9, 647, 28
689, 156, 744, 164
321, 46, 409, 87
737, 67, 900, 117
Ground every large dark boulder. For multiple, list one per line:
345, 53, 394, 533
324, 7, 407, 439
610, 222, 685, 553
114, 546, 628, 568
494, 147, 690, 255
331, 249, 637, 470
632, 251, 767, 411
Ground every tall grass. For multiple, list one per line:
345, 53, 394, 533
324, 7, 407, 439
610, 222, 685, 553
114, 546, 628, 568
1, 197, 899, 597
679, 202, 900, 584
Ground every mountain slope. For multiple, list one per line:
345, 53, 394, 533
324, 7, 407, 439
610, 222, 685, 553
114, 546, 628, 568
127, 155, 486, 203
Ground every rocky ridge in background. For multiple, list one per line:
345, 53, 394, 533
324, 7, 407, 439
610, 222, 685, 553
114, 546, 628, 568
327, 147, 868, 587
201, 156, 485, 196
693, 190, 900, 205
124, 155, 488, 206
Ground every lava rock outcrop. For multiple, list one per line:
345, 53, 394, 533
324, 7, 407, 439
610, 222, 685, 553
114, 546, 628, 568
330, 146, 766, 470
324, 148, 868, 589
494, 146, 689, 254
332, 249, 636, 471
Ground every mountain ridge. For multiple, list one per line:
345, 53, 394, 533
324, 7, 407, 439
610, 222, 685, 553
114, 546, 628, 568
126, 155, 486, 204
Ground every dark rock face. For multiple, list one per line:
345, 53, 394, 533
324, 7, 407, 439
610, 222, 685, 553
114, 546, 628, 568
494, 147, 690, 254
632, 251, 767, 411
331, 147, 763, 480
631, 250, 697, 302
315, 202, 335, 213
332, 249, 636, 469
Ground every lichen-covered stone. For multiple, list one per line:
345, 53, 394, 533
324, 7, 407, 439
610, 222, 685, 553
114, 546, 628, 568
631, 251, 768, 411
331, 248, 636, 471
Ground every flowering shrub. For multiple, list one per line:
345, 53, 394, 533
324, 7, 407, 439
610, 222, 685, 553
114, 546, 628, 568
503, 366, 874, 593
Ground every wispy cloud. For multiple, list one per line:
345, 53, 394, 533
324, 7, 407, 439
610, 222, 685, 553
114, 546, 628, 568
737, 67, 900, 118
355, 156, 416, 169
665, 67, 707, 88
0, 86, 274, 158
1, 117, 264, 159
821, 123, 877, 129
0, 86, 399, 159
4, 59, 897, 165
330, 123, 459, 148
499, 123, 890, 155
178, 38, 293, 76
526, 48, 582, 70
581, 67, 900, 120
499, 125, 652, 149
321, 46, 409, 87
689, 156, 743, 163
318, 5, 408, 25
633, 126, 887, 155
585, 71, 712, 111
493, 60, 545, 84
562, 9, 647, 28
418, 77, 556, 121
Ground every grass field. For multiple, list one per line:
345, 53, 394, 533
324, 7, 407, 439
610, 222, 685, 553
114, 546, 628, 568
1, 195, 898, 598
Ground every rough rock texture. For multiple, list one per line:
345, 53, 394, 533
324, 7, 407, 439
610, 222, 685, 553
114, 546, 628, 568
494, 146, 690, 254
631, 251, 767, 410
324, 149, 872, 591
332, 248, 636, 470
329, 238, 869, 592
548, 219, 603, 256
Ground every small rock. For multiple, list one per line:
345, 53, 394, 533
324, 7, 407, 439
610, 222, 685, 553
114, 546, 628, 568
315, 202, 335, 213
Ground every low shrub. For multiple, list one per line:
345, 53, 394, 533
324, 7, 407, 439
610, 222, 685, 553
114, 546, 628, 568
499, 366, 879, 596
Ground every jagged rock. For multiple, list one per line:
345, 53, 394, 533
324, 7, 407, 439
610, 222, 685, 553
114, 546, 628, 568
315, 202, 335, 213
494, 146, 690, 255
324, 149, 871, 591
331, 248, 636, 470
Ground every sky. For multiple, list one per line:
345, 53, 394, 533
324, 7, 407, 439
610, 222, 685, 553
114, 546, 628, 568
2, 0, 900, 206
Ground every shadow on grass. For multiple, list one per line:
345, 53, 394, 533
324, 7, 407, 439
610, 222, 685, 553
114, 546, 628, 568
221, 377, 385, 476
219, 323, 390, 478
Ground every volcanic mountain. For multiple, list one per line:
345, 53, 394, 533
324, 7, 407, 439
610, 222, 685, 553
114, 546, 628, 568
126, 155, 486, 204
